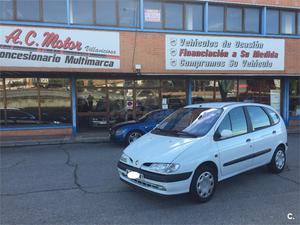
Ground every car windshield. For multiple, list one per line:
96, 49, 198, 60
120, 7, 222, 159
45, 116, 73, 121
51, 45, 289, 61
138, 111, 154, 122
152, 108, 223, 137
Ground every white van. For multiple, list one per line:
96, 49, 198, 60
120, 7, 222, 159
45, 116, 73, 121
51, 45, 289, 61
117, 102, 288, 202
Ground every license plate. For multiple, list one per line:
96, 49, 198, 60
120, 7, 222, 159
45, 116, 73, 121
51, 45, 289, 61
126, 170, 144, 180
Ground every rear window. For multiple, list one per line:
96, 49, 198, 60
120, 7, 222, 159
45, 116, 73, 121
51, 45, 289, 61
264, 107, 280, 124
246, 106, 271, 130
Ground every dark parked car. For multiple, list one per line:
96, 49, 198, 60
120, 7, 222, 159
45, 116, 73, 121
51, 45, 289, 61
0, 108, 38, 125
110, 109, 175, 145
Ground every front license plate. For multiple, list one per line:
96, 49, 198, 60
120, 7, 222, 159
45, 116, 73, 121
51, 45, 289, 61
127, 170, 144, 180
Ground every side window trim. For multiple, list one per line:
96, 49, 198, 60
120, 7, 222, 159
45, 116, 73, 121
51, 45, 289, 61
262, 107, 280, 126
243, 106, 253, 132
245, 106, 273, 132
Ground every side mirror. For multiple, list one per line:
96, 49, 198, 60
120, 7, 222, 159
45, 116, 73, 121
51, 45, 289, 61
220, 129, 233, 139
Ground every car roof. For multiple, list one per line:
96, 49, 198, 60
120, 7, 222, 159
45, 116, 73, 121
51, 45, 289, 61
185, 102, 272, 109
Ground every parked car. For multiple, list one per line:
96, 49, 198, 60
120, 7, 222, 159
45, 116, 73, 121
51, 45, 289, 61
117, 102, 287, 202
110, 109, 175, 145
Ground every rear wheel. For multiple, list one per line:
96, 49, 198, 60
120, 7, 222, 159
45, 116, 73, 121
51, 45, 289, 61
190, 165, 217, 203
126, 130, 143, 145
268, 147, 286, 173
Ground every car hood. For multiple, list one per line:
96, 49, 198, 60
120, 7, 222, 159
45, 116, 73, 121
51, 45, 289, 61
123, 132, 196, 168
112, 120, 139, 129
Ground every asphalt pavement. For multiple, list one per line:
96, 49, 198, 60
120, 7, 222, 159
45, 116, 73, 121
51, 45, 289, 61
1, 134, 299, 225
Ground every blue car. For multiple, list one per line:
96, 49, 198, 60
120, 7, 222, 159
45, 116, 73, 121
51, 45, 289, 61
110, 109, 175, 145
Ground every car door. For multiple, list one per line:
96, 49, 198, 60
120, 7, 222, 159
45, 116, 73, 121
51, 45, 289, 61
216, 107, 253, 178
245, 106, 277, 167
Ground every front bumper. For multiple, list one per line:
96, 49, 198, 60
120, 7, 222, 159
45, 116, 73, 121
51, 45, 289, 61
117, 161, 193, 195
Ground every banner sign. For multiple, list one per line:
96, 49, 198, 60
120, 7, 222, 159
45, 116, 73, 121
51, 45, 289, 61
144, 9, 161, 22
166, 35, 285, 71
0, 26, 120, 69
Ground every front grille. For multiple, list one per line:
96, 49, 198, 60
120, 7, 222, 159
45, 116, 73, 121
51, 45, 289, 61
120, 171, 166, 191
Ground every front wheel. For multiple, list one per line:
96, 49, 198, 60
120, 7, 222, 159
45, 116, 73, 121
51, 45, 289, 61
126, 130, 143, 145
268, 147, 286, 173
190, 165, 217, 203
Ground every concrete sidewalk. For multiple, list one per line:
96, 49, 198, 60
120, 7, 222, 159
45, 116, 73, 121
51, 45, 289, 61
1, 126, 299, 148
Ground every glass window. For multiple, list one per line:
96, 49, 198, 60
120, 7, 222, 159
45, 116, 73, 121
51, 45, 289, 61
119, 0, 139, 27
208, 5, 224, 31
215, 80, 238, 102
267, 9, 279, 34
0, 78, 4, 109
184, 4, 203, 31
135, 80, 159, 88
238, 79, 260, 103
136, 89, 160, 118
217, 114, 231, 133
244, 8, 260, 33
144, 1, 162, 29
229, 107, 248, 136
154, 108, 223, 137
264, 107, 280, 124
164, 3, 183, 29
298, 12, 300, 35
16, 0, 40, 21
5, 78, 39, 126
260, 79, 280, 109
247, 106, 271, 130
96, 0, 117, 26
289, 78, 300, 117
280, 11, 296, 34
0, 0, 13, 20
162, 80, 186, 109
226, 7, 242, 32
40, 79, 71, 124
192, 80, 214, 103
72, 0, 93, 24
107, 80, 133, 88
43, 0, 67, 23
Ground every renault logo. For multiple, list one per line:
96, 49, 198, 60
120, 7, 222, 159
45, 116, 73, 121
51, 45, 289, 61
135, 160, 139, 166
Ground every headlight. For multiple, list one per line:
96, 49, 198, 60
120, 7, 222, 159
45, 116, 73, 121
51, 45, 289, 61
115, 128, 126, 136
120, 153, 129, 164
141, 163, 180, 174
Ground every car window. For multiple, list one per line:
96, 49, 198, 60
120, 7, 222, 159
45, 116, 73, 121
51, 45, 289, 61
217, 107, 248, 137
229, 107, 248, 136
246, 106, 271, 130
150, 111, 165, 122
264, 107, 280, 124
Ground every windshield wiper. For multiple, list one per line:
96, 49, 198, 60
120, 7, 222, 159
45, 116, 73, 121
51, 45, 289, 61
153, 128, 197, 138
173, 130, 197, 138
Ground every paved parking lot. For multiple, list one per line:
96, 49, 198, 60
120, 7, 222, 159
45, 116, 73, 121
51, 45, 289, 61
1, 134, 299, 225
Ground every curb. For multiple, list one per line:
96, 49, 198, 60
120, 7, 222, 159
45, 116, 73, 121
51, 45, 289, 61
1, 137, 110, 148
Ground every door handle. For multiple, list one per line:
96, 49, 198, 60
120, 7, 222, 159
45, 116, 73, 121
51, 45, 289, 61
272, 130, 276, 134
246, 138, 251, 143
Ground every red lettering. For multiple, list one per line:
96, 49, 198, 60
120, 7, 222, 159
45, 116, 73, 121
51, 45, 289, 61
5, 29, 22, 44
25, 30, 37, 46
41, 32, 82, 51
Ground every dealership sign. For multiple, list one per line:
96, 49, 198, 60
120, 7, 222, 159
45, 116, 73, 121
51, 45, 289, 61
166, 35, 285, 71
0, 26, 120, 69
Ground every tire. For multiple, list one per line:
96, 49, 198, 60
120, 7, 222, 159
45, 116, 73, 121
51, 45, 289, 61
126, 130, 143, 145
268, 147, 286, 173
190, 165, 217, 203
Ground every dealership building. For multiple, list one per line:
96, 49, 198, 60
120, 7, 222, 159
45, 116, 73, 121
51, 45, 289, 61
0, 0, 299, 136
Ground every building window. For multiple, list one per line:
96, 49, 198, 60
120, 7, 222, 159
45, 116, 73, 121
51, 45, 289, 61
144, 1, 162, 29
71, 0, 94, 25
208, 5, 224, 32
118, 0, 139, 27
298, 12, 300, 35
192, 80, 214, 103
0, 0, 13, 21
161, 80, 186, 109
267, 9, 279, 34
39, 79, 71, 124
289, 78, 300, 117
43, 0, 67, 23
164, 3, 183, 30
184, 4, 203, 31
244, 8, 260, 33
226, 7, 242, 32
16, 0, 40, 21
280, 11, 296, 34
215, 80, 238, 101
96, 0, 117, 26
